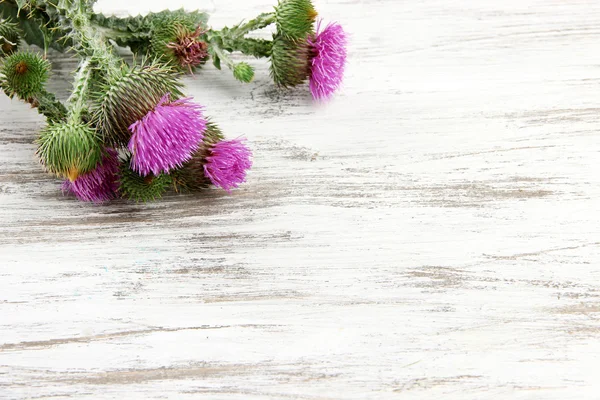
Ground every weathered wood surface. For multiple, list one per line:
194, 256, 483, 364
1, 0, 600, 398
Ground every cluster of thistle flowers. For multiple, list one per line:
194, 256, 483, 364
0, 23, 252, 203
93, 0, 348, 100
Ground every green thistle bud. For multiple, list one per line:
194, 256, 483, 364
233, 62, 255, 83
275, 0, 317, 40
118, 161, 172, 202
92, 63, 183, 146
0, 18, 22, 56
171, 122, 224, 191
37, 122, 103, 181
270, 35, 310, 87
0, 51, 50, 99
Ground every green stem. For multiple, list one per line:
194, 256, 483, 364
221, 37, 272, 58
225, 12, 275, 40
210, 42, 235, 71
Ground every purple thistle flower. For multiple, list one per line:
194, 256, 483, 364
62, 148, 119, 203
308, 21, 348, 100
128, 94, 206, 176
203, 138, 252, 193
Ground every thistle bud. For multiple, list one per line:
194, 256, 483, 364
0, 51, 50, 100
275, 0, 317, 40
117, 160, 172, 202
0, 18, 22, 56
233, 62, 255, 83
92, 63, 183, 146
37, 122, 103, 181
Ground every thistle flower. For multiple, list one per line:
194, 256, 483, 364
275, 0, 317, 40
0, 18, 22, 56
118, 160, 172, 202
37, 122, 102, 181
308, 21, 347, 100
128, 94, 207, 176
203, 138, 252, 193
62, 148, 119, 202
93, 63, 183, 146
0, 51, 50, 99
165, 26, 209, 72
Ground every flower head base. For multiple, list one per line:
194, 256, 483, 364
93, 63, 183, 146
270, 35, 310, 88
128, 94, 206, 176
166, 26, 209, 72
118, 160, 173, 202
308, 21, 347, 100
37, 122, 102, 180
62, 148, 119, 202
203, 138, 252, 193
0, 51, 49, 99
275, 0, 317, 40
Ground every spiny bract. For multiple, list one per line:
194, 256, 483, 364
37, 121, 103, 181
274, 0, 317, 40
92, 63, 183, 146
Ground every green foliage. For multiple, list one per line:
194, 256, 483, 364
270, 34, 310, 87
92, 62, 183, 146
0, 17, 22, 56
0, 0, 70, 51
0, 50, 49, 99
171, 122, 224, 192
91, 9, 209, 54
32, 89, 68, 122
118, 160, 172, 202
233, 62, 254, 83
275, 0, 316, 40
37, 121, 103, 180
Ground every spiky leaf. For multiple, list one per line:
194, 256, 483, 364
0, 17, 22, 56
270, 34, 310, 87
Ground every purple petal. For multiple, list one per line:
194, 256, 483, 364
128, 94, 207, 176
203, 139, 252, 193
309, 21, 348, 100
62, 148, 119, 203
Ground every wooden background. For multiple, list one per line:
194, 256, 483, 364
1, 0, 600, 398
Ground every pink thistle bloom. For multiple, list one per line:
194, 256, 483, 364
308, 21, 348, 100
203, 138, 252, 193
62, 148, 119, 203
128, 94, 207, 176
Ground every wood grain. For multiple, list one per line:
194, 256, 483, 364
1, 0, 600, 398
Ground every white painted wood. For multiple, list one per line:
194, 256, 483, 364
1, 0, 600, 398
